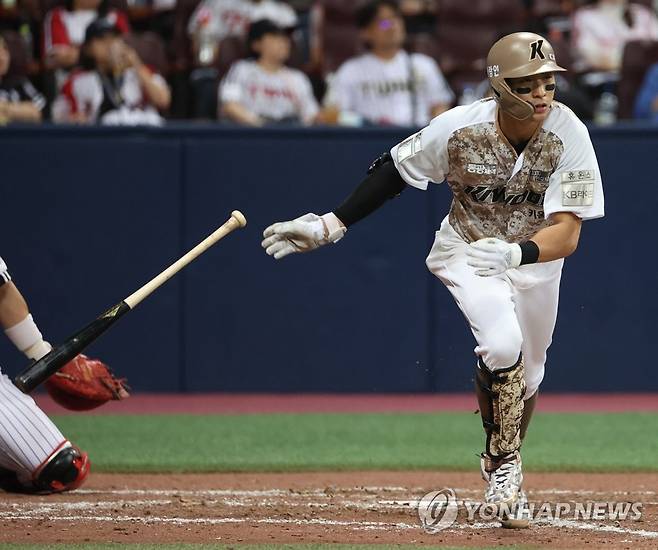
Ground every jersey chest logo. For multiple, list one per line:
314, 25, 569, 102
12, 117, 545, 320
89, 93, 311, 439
464, 185, 545, 207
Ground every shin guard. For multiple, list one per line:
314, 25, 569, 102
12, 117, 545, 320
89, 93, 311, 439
475, 354, 526, 459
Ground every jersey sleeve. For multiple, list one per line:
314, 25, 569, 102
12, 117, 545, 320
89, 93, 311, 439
218, 61, 246, 104
416, 54, 454, 106
389, 109, 454, 190
43, 8, 70, 55
297, 72, 319, 124
0, 256, 11, 286
326, 62, 355, 111
543, 118, 604, 220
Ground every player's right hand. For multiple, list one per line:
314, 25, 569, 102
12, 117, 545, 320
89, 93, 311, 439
262, 213, 327, 260
262, 212, 346, 260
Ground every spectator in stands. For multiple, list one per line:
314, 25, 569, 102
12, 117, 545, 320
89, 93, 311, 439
634, 62, 658, 120
320, 0, 453, 127
187, 0, 297, 119
572, 0, 658, 81
187, 0, 297, 67
218, 19, 318, 126
0, 35, 44, 124
43, 0, 130, 72
52, 18, 170, 125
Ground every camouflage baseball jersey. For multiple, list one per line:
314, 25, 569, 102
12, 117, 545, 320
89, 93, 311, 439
390, 98, 605, 243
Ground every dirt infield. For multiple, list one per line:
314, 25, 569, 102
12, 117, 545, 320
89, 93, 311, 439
0, 471, 656, 548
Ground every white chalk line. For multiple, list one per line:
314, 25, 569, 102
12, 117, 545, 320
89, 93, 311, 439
72, 486, 658, 498
2, 511, 658, 539
2, 486, 656, 540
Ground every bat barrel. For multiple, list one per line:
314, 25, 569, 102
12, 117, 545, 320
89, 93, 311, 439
13, 301, 131, 393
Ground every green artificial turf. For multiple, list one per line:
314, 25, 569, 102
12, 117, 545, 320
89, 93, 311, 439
50, 412, 658, 473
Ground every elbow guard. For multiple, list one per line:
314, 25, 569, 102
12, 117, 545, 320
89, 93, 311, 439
333, 152, 406, 227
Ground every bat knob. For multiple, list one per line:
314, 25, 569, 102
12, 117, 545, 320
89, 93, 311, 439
231, 210, 247, 227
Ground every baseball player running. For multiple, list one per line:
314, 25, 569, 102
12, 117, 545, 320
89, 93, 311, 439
0, 256, 89, 493
262, 32, 604, 514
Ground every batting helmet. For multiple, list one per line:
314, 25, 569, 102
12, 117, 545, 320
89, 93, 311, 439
486, 32, 566, 120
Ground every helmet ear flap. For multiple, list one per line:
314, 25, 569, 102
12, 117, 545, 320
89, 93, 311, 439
490, 77, 535, 121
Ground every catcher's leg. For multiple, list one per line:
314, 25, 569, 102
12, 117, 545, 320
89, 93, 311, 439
0, 371, 89, 493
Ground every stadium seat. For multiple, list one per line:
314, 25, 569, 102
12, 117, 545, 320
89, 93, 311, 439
215, 34, 248, 77
319, 0, 362, 74
171, 0, 201, 70
435, 0, 525, 94
617, 39, 658, 119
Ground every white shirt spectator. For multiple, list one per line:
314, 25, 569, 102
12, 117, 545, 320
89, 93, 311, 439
219, 59, 318, 124
52, 68, 167, 125
188, 0, 297, 42
572, 2, 658, 73
326, 51, 454, 127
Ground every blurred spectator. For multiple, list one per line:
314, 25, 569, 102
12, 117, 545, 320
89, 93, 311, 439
321, 0, 453, 127
399, 0, 437, 34
218, 19, 318, 125
43, 0, 130, 72
187, 0, 297, 67
572, 0, 658, 82
52, 18, 170, 125
187, 0, 297, 119
634, 61, 658, 119
0, 35, 44, 123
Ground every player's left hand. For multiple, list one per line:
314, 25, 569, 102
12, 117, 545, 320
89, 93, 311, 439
466, 238, 522, 277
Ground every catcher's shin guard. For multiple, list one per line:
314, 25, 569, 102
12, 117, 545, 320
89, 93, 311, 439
475, 354, 526, 459
33, 441, 90, 493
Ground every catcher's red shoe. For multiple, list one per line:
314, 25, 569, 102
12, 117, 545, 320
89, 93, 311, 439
33, 441, 90, 494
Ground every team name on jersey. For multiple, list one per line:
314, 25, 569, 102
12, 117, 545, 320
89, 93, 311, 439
464, 185, 545, 206
359, 77, 422, 97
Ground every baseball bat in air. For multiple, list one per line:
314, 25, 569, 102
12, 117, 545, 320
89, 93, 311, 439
14, 210, 247, 393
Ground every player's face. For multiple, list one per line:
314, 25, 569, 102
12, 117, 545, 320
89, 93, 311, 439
0, 39, 9, 77
74, 0, 102, 10
506, 72, 556, 121
255, 33, 290, 64
87, 34, 117, 70
364, 5, 405, 50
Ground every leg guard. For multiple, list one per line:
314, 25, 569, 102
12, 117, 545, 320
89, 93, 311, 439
32, 441, 90, 494
475, 354, 526, 459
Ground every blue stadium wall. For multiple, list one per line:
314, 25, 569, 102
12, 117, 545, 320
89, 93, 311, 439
0, 124, 654, 392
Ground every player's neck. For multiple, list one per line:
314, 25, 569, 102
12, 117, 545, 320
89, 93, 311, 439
497, 110, 541, 147
257, 58, 283, 73
371, 46, 400, 61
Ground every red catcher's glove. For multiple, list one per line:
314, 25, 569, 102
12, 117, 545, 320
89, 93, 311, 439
44, 354, 130, 411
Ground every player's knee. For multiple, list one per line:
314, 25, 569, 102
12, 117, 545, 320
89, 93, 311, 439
524, 366, 544, 399
33, 442, 90, 494
480, 328, 523, 370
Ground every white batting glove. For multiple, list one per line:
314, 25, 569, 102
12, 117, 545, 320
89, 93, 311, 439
465, 238, 522, 277
262, 212, 346, 260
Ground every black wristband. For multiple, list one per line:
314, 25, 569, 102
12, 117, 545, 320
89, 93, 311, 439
519, 240, 540, 265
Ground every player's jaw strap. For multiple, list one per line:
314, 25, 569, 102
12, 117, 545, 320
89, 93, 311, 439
333, 152, 406, 227
475, 354, 526, 459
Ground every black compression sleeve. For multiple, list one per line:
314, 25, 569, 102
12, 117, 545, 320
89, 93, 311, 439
333, 153, 406, 227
